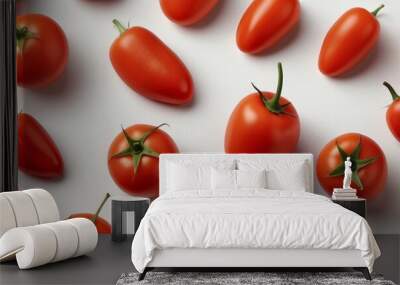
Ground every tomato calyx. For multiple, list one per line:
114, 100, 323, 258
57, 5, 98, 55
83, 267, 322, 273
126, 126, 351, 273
251, 62, 295, 117
112, 19, 128, 35
371, 4, 384, 17
383, 81, 400, 102
111, 123, 168, 173
16, 26, 37, 53
329, 136, 377, 190
91, 193, 111, 223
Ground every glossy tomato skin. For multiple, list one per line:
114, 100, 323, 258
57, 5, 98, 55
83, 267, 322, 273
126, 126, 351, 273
110, 26, 193, 105
18, 113, 64, 179
108, 124, 179, 198
387, 101, 400, 142
160, 0, 219, 26
316, 133, 387, 199
68, 214, 111, 234
318, 8, 380, 77
225, 92, 300, 153
17, 14, 68, 88
236, 0, 300, 54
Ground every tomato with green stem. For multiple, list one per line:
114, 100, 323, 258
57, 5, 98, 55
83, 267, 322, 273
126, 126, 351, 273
318, 5, 384, 77
316, 133, 387, 199
383, 82, 400, 143
108, 124, 179, 198
16, 14, 68, 88
69, 193, 112, 234
225, 62, 300, 153
109, 20, 193, 105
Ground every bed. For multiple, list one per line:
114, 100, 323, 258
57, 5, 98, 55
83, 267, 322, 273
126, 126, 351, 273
131, 154, 380, 281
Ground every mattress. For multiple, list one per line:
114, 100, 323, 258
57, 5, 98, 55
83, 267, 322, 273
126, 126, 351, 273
131, 190, 380, 273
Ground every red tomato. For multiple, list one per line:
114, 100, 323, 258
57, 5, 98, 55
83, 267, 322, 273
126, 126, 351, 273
318, 5, 384, 77
236, 0, 300, 54
108, 124, 179, 198
383, 82, 400, 143
109, 20, 194, 105
225, 63, 300, 153
69, 193, 111, 234
18, 113, 64, 179
316, 133, 387, 199
16, 14, 68, 88
160, 0, 219, 26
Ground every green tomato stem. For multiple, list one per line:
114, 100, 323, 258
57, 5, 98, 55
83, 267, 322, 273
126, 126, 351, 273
16, 26, 36, 53
270, 62, 283, 109
112, 124, 167, 174
383, 81, 400, 101
251, 62, 295, 116
112, 19, 127, 35
371, 4, 384, 16
91, 193, 111, 223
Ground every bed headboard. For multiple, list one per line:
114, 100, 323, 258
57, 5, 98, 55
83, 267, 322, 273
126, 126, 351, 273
159, 153, 314, 195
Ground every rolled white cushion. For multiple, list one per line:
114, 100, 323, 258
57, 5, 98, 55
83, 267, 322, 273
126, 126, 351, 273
0, 226, 57, 269
0, 196, 17, 237
43, 220, 79, 262
24, 189, 60, 223
66, 218, 98, 257
0, 192, 39, 227
0, 218, 97, 269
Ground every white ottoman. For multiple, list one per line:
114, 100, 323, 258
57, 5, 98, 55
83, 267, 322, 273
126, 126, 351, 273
0, 189, 98, 269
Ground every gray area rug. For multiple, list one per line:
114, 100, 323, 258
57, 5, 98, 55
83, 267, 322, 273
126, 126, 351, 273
116, 272, 396, 285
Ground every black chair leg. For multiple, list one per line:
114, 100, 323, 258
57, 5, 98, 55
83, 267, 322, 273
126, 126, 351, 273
138, 268, 148, 281
354, 267, 372, 280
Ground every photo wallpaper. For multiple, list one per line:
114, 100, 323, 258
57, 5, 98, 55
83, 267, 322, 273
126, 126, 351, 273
17, 0, 400, 234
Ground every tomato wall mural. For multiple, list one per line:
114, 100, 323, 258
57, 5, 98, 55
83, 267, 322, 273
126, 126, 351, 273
17, 0, 400, 234
159, 0, 220, 26
16, 14, 68, 88
318, 5, 384, 77
109, 20, 194, 105
236, 0, 300, 54
225, 63, 300, 153
108, 124, 179, 198
18, 112, 64, 179
316, 133, 388, 199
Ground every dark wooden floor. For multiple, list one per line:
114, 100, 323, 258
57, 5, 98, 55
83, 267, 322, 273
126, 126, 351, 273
0, 235, 399, 285
0, 235, 133, 285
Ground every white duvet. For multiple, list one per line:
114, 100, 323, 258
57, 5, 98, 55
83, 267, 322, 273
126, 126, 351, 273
131, 190, 380, 273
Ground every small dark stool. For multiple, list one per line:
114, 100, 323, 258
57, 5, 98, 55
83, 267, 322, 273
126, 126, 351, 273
111, 196, 150, 242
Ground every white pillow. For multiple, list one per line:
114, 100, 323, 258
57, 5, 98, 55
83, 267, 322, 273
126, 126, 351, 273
167, 160, 235, 191
211, 168, 236, 190
238, 160, 308, 191
236, 169, 267, 189
211, 169, 267, 190
167, 163, 208, 191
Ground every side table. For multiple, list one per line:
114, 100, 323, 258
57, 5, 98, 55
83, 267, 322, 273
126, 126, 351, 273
111, 196, 150, 242
332, 198, 366, 218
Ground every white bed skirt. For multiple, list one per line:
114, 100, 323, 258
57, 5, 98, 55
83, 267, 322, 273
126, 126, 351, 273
148, 248, 366, 268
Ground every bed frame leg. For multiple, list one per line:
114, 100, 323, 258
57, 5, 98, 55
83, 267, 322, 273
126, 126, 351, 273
354, 267, 371, 280
138, 268, 148, 281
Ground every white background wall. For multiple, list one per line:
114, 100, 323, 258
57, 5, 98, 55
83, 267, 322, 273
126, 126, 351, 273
19, 0, 400, 234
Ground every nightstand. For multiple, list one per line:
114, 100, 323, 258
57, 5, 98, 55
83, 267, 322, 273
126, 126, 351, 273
332, 198, 366, 218
111, 196, 150, 242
